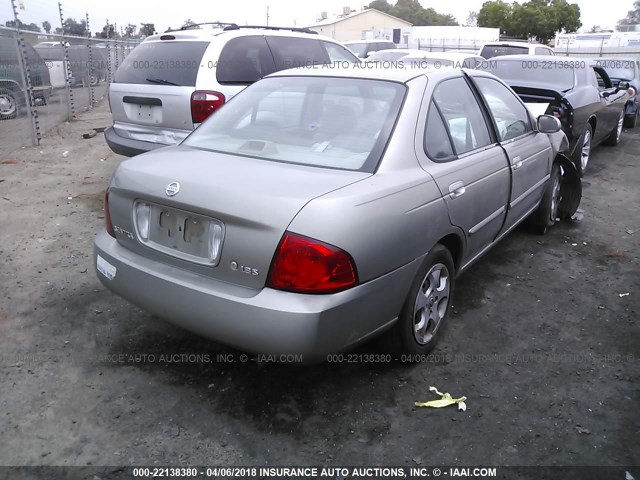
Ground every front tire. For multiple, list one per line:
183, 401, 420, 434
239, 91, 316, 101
605, 110, 624, 146
0, 88, 19, 120
384, 245, 455, 356
527, 163, 561, 235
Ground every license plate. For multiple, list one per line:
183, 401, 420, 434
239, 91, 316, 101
134, 104, 162, 124
135, 201, 224, 266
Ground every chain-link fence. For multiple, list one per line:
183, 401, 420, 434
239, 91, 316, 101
0, 0, 139, 156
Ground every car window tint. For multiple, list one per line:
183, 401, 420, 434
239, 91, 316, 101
535, 47, 550, 55
424, 100, 454, 160
473, 77, 532, 141
217, 36, 276, 84
322, 42, 359, 63
266, 36, 328, 69
114, 41, 209, 86
432, 77, 491, 155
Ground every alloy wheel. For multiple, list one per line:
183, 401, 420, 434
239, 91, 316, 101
413, 263, 450, 345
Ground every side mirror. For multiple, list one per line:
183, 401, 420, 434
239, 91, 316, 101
537, 114, 562, 134
617, 80, 630, 90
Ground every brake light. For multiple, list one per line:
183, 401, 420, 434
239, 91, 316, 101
191, 90, 225, 123
104, 190, 115, 237
267, 232, 358, 294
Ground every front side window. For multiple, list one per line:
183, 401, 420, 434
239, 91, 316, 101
183, 77, 406, 172
432, 77, 492, 155
473, 77, 532, 141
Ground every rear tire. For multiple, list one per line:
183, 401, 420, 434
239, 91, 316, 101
383, 244, 455, 357
527, 163, 561, 235
0, 88, 19, 120
604, 110, 624, 146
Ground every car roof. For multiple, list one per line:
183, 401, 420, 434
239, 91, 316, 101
344, 40, 395, 44
481, 41, 547, 48
267, 64, 488, 83
143, 27, 335, 43
406, 51, 483, 60
490, 54, 595, 64
596, 57, 638, 62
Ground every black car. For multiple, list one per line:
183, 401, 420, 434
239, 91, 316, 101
0, 35, 52, 120
596, 57, 640, 128
480, 55, 629, 176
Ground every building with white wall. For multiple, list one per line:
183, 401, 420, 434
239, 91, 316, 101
306, 8, 412, 43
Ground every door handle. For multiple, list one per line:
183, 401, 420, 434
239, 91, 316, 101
512, 156, 523, 170
448, 181, 466, 199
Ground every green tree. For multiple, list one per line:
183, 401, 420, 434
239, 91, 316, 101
368, 0, 394, 14
124, 24, 136, 37
5, 19, 42, 32
478, 0, 580, 42
182, 18, 197, 28
369, 0, 458, 26
477, 1, 513, 32
42, 20, 51, 33
618, 0, 640, 26
465, 11, 478, 27
62, 18, 88, 36
96, 23, 116, 39
139, 23, 155, 37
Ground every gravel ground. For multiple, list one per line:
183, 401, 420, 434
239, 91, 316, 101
0, 102, 638, 470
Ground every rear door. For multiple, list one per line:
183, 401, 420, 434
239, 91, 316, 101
419, 76, 511, 264
591, 65, 624, 141
109, 40, 210, 145
471, 75, 553, 230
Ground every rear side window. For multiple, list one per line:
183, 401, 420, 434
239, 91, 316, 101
424, 100, 454, 161
217, 36, 276, 84
266, 36, 329, 69
432, 77, 492, 155
114, 41, 209, 86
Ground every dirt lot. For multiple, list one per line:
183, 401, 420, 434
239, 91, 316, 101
0, 102, 638, 470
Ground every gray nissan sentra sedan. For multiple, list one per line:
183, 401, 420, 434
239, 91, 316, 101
94, 65, 581, 360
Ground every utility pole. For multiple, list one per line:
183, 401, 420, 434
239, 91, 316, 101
266, 6, 269, 26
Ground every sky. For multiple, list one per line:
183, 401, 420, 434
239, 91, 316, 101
0, 0, 636, 36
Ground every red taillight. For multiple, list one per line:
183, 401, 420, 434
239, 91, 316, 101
267, 232, 358, 294
104, 190, 115, 237
191, 90, 225, 123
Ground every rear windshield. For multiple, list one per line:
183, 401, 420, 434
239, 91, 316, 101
114, 41, 209, 86
480, 59, 575, 91
481, 45, 529, 59
182, 76, 406, 172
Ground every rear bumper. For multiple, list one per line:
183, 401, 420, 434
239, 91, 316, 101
94, 231, 419, 360
104, 126, 168, 157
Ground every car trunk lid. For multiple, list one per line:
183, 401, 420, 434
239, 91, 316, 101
107, 145, 370, 289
